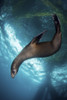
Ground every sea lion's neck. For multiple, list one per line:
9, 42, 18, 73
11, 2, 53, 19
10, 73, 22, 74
14, 45, 33, 69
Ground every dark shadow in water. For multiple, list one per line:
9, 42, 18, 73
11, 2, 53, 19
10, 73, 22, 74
33, 74, 67, 100
33, 63, 67, 100
0, 0, 4, 15
0, 0, 4, 9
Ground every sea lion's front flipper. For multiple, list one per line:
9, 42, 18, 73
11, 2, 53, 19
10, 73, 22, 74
30, 30, 47, 44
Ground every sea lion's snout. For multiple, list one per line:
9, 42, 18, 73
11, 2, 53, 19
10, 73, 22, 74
11, 60, 19, 78
11, 67, 18, 78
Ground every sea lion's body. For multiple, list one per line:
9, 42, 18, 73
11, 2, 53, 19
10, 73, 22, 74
11, 14, 62, 78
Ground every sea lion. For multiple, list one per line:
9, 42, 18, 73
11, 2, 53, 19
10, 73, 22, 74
11, 14, 62, 78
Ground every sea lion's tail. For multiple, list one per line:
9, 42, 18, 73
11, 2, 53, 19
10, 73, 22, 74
53, 14, 61, 33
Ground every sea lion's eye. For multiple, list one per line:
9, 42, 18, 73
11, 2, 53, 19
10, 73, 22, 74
12, 70, 15, 74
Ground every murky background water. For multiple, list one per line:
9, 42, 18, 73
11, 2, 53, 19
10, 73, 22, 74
0, 0, 67, 100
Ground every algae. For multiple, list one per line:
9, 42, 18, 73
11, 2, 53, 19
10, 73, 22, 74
12, 0, 67, 24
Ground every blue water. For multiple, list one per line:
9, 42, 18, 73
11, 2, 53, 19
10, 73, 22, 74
0, 0, 67, 100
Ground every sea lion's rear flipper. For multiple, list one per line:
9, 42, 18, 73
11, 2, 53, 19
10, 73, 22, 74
53, 14, 61, 33
31, 30, 47, 44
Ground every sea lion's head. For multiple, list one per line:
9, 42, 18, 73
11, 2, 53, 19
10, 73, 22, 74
11, 61, 18, 78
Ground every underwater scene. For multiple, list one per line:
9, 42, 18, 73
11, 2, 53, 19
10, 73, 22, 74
0, 0, 67, 100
